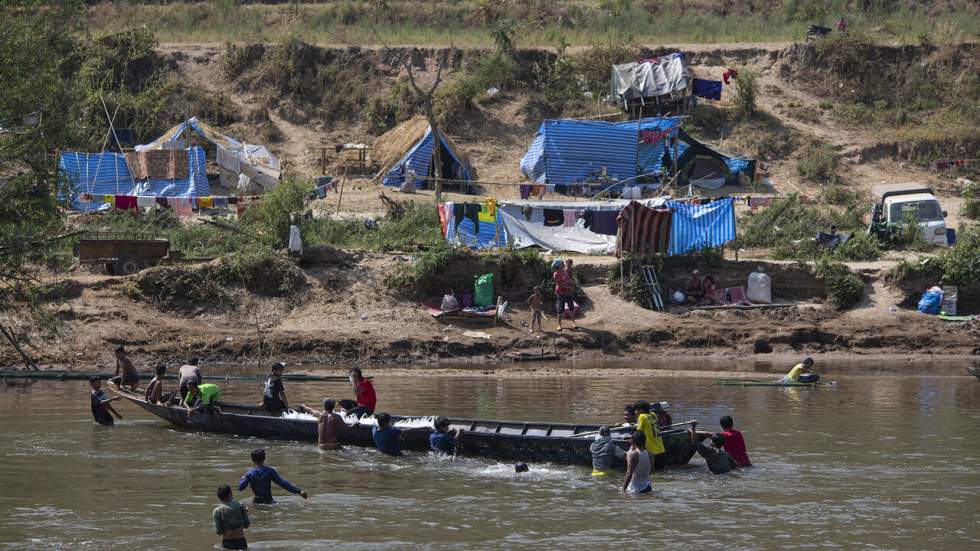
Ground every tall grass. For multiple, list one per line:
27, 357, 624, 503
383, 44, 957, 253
84, 3, 980, 47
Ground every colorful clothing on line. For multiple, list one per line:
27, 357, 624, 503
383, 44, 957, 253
543, 209, 563, 227
197, 197, 214, 208
114, 195, 137, 210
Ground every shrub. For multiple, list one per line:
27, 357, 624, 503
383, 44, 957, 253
814, 259, 864, 310
739, 194, 864, 251
386, 240, 462, 290
213, 252, 305, 296
962, 183, 980, 220
887, 226, 980, 287
732, 69, 757, 121
796, 139, 838, 183
239, 177, 309, 247
301, 201, 443, 252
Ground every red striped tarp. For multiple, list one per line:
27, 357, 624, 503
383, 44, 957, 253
615, 201, 672, 257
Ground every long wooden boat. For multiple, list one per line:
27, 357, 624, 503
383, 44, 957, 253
715, 378, 836, 388
111, 387, 696, 468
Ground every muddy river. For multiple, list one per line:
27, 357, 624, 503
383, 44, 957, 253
1, 360, 978, 550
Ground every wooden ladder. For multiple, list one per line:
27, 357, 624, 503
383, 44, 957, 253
640, 265, 665, 311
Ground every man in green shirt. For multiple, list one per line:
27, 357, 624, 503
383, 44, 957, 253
213, 484, 249, 550
185, 381, 222, 416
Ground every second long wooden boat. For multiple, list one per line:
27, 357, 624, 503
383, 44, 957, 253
111, 387, 696, 468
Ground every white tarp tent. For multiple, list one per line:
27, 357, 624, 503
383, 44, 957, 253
137, 117, 281, 192
610, 53, 691, 106
499, 198, 668, 255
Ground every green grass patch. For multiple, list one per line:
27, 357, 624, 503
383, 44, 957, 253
814, 258, 864, 310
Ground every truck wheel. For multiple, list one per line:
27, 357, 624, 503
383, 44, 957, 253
114, 258, 143, 275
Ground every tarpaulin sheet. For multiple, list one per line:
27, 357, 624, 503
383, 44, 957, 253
445, 204, 506, 250
611, 53, 691, 104
667, 197, 736, 255
59, 146, 209, 212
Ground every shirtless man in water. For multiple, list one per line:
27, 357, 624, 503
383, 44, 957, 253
298, 398, 352, 449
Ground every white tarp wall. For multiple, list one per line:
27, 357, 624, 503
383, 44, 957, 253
611, 53, 691, 105
499, 198, 668, 255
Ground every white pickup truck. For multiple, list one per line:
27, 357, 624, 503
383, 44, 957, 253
870, 183, 949, 246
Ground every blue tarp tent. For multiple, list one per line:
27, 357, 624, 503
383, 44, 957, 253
520, 118, 681, 187
668, 129, 756, 187
381, 126, 473, 192
667, 197, 736, 255
58, 146, 209, 212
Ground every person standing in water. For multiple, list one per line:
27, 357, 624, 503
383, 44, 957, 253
259, 362, 289, 415
213, 484, 250, 550
634, 400, 667, 470
89, 377, 123, 426
590, 425, 626, 477
238, 449, 308, 505
429, 416, 464, 455
622, 432, 652, 494
689, 422, 737, 474
715, 415, 752, 467
297, 398, 352, 450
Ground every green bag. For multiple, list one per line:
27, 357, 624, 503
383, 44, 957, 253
474, 273, 494, 307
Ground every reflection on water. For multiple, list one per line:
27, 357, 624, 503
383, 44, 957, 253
0, 361, 979, 550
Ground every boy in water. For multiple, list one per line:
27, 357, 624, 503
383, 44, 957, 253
213, 484, 250, 550
238, 449, 308, 505
690, 422, 737, 474
89, 377, 123, 426
714, 415, 752, 467
297, 398, 352, 450
429, 416, 464, 455
527, 287, 543, 334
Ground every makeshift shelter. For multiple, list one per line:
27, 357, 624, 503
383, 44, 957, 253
374, 116, 473, 193
58, 147, 209, 212
611, 53, 693, 117
443, 202, 507, 250
669, 129, 756, 189
666, 197, 736, 255
137, 117, 281, 193
520, 118, 681, 194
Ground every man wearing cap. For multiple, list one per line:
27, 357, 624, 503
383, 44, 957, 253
259, 362, 289, 416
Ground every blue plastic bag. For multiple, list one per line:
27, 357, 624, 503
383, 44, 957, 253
917, 290, 942, 315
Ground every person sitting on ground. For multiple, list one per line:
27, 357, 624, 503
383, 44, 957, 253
89, 377, 123, 426
185, 380, 222, 416
429, 416, 464, 455
111, 345, 140, 391
622, 432, 652, 494
339, 368, 376, 418
689, 421, 737, 474
623, 404, 638, 426
714, 415, 752, 467
590, 425, 626, 477
259, 362, 289, 416
553, 259, 578, 331
634, 400, 667, 471
144, 364, 167, 404
178, 358, 203, 406
702, 275, 718, 305
782, 357, 818, 383
651, 402, 673, 429
238, 448, 308, 505
527, 286, 543, 334
685, 270, 705, 304
297, 398, 352, 450
213, 484, 250, 551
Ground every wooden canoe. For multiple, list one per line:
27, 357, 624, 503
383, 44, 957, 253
111, 387, 696, 468
715, 378, 836, 388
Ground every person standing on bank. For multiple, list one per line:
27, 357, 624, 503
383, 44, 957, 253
553, 259, 578, 331
213, 485, 250, 550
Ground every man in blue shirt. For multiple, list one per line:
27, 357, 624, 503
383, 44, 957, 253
372, 413, 403, 456
429, 416, 463, 455
238, 449, 308, 504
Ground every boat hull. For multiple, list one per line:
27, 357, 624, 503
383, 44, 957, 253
113, 388, 696, 468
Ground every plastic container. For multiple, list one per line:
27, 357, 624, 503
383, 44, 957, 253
746, 272, 772, 304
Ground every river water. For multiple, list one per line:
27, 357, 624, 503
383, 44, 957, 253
1, 360, 979, 550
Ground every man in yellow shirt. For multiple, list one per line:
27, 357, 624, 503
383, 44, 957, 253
782, 357, 815, 383
634, 400, 667, 471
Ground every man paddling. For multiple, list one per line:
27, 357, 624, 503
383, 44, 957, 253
340, 368, 376, 418
238, 449, 308, 505
297, 398, 352, 450
89, 377, 123, 426
259, 362, 289, 416
213, 484, 250, 550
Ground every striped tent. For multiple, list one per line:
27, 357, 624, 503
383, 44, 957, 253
666, 197, 736, 255
520, 117, 681, 187
58, 146, 209, 212
445, 203, 507, 250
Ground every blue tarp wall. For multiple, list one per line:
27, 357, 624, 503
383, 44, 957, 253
667, 197, 736, 255
446, 212, 507, 250
59, 146, 209, 212
520, 118, 681, 186
382, 129, 472, 191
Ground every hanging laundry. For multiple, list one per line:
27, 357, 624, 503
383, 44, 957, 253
692, 78, 723, 101
562, 209, 581, 228
748, 196, 771, 210
155, 197, 169, 208
227, 196, 239, 205
543, 209, 564, 227
484, 197, 498, 218
114, 195, 137, 210
197, 197, 214, 208
519, 184, 531, 200
531, 185, 546, 199
615, 201, 673, 257
437, 204, 449, 237
213, 197, 228, 208
554, 184, 568, 195
478, 206, 495, 224
136, 196, 156, 208
639, 128, 674, 144
521, 205, 533, 221
453, 203, 481, 234
79, 193, 93, 204
583, 210, 619, 236
172, 198, 193, 218
236, 204, 246, 216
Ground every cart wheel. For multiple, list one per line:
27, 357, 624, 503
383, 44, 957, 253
115, 257, 143, 275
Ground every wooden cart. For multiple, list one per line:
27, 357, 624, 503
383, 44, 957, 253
77, 232, 179, 275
